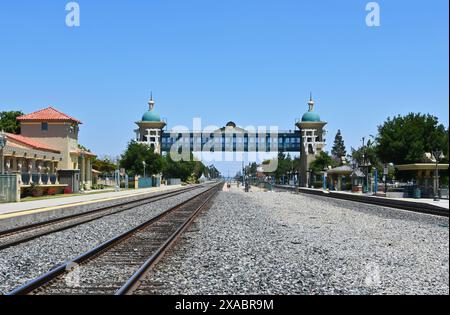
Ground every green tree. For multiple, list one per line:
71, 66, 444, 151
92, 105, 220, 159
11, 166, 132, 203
205, 165, 220, 179
310, 151, 337, 174
331, 130, 347, 163
249, 162, 258, 176
261, 152, 293, 183
120, 142, 164, 177
0, 111, 23, 134
292, 156, 301, 173
350, 139, 381, 177
210, 165, 220, 179
376, 113, 448, 165
350, 139, 379, 168
92, 157, 117, 175
162, 153, 205, 182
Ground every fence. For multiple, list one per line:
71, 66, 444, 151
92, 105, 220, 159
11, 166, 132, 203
167, 178, 181, 186
96, 176, 116, 187
0, 174, 20, 203
440, 187, 449, 200
138, 177, 153, 189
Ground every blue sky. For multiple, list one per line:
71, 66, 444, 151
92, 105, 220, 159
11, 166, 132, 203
0, 0, 448, 175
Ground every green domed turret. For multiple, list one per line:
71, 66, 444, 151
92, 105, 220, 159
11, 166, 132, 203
302, 111, 321, 122
301, 94, 321, 122
142, 111, 161, 122
141, 95, 161, 122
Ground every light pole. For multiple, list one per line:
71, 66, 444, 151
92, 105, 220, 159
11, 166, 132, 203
383, 163, 389, 195
432, 150, 443, 201
351, 162, 358, 192
361, 137, 371, 193
142, 161, 146, 178
0, 132, 7, 175
80, 152, 85, 193
361, 137, 367, 192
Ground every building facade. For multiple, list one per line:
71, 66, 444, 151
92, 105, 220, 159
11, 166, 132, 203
1, 107, 96, 192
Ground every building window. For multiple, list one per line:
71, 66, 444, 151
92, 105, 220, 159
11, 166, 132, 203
41, 122, 49, 131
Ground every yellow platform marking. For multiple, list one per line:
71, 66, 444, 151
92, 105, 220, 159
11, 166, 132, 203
0, 188, 176, 221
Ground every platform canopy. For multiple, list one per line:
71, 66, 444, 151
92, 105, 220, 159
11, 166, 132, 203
396, 163, 449, 171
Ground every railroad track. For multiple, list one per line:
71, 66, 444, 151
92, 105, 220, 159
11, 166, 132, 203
8, 182, 222, 295
0, 185, 206, 251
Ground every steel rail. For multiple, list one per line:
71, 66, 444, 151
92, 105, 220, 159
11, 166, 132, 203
7, 182, 222, 295
115, 183, 220, 295
0, 185, 203, 251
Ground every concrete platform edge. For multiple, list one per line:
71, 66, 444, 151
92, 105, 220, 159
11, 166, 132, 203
274, 185, 449, 217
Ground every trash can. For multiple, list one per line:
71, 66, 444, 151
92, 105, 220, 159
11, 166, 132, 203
414, 188, 421, 199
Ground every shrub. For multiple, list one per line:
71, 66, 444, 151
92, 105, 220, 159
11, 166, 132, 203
313, 181, 324, 189
47, 188, 57, 196
30, 184, 44, 197
64, 187, 73, 194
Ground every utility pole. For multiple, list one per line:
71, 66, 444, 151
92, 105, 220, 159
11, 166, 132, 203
383, 163, 389, 195
432, 150, 443, 201
361, 137, 369, 193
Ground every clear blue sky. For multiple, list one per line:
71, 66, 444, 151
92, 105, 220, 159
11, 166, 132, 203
1, 0, 448, 175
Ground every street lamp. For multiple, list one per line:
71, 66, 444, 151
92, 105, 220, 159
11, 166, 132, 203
0, 132, 7, 175
323, 167, 328, 191
361, 143, 372, 194
142, 161, 146, 178
383, 163, 388, 195
432, 150, 444, 201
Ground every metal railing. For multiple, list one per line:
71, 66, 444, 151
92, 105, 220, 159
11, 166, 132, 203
0, 174, 19, 203
20, 173, 58, 185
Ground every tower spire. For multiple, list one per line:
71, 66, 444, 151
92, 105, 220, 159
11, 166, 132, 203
308, 92, 315, 112
148, 92, 155, 111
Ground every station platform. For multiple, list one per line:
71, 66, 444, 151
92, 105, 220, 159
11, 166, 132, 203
0, 185, 183, 221
274, 185, 449, 215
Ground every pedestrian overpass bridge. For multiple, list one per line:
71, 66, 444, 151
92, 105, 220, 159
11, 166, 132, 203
160, 122, 303, 153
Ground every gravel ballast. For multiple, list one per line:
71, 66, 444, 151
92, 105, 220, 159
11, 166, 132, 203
136, 186, 449, 295
0, 185, 213, 294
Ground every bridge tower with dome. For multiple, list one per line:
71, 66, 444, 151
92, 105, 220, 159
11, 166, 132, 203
295, 94, 327, 187
135, 94, 166, 155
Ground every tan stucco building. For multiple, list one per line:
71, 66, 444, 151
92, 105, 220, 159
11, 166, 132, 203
1, 107, 96, 192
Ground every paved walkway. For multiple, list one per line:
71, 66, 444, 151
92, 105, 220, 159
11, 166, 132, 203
276, 185, 449, 210
0, 185, 183, 218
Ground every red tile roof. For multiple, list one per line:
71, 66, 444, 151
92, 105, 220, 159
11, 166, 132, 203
17, 107, 82, 124
5, 133, 61, 154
